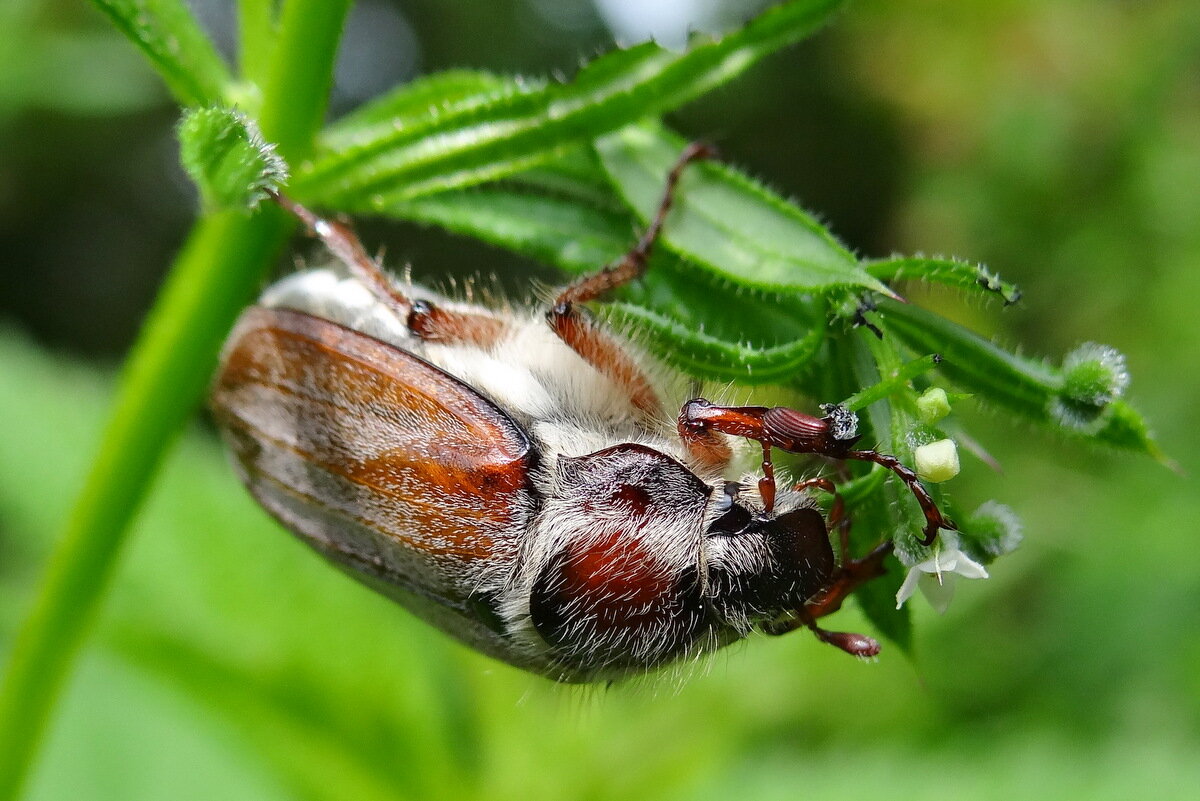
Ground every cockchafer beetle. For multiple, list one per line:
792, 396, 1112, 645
210, 144, 953, 682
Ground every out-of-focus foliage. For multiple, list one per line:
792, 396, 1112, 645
2, 0, 1198, 799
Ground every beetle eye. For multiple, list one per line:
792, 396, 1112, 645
707, 503, 752, 536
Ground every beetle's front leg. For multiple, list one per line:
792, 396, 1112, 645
678, 398, 954, 544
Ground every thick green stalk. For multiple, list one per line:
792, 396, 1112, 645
238, 0, 277, 88
0, 1, 350, 796
0, 210, 289, 800
259, 0, 353, 159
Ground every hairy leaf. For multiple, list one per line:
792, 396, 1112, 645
866, 256, 1022, 305
597, 122, 889, 295
178, 108, 288, 212
88, 0, 231, 107
387, 183, 827, 380
878, 299, 1160, 457
293, 0, 845, 205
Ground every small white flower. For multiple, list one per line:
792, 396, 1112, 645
895, 544, 989, 614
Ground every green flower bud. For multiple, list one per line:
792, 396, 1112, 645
917, 387, 952, 424
958, 501, 1023, 565
178, 107, 288, 213
1050, 342, 1130, 431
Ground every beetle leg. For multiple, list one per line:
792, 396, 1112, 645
678, 398, 954, 545
548, 142, 717, 421
271, 191, 413, 316
552, 141, 716, 308
270, 191, 510, 347
805, 623, 881, 659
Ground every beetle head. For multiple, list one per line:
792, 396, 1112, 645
703, 490, 836, 631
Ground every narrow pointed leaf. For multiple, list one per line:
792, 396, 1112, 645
384, 187, 630, 275
878, 298, 1160, 457
293, 0, 846, 205
596, 123, 891, 295
604, 301, 825, 381
867, 256, 1022, 305
322, 70, 522, 150
237, 0, 277, 87
385, 185, 827, 380
841, 354, 941, 412
88, 0, 232, 107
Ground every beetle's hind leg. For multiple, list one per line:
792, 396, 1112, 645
547, 142, 717, 420
270, 191, 509, 346
271, 191, 412, 315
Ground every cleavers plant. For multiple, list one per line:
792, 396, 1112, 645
0, 1, 1158, 798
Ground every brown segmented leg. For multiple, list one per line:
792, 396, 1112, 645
271, 191, 510, 347
548, 142, 718, 422
677, 398, 954, 544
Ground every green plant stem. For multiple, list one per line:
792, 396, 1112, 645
0, 210, 289, 800
259, 0, 353, 159
0, 1, 350, 796
238, 0, 277, 88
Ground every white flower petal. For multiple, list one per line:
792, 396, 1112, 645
895, 544, 990, 612
953, 552, 990, 580
895, 566, 923, 609
918, 572, 957, 615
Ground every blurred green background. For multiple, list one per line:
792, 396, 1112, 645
2, 0, 1198, 799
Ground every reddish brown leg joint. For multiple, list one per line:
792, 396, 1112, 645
545, 142, 718, 421
552, 140, 717, 310
678, 398, 954, 545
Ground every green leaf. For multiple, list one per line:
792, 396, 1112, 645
853, 564, 912, 654
87, 0, 232, 108
178, 108, 289, 212
866, 256, 1022, 305
840, 354, 941, 412
877, 298, 1162, 457
293, 0, 846, 205
322, 70, 522, 151
237, 0, 277, 88
605, 301, 826, 382
596, 123, 890, 295
878, 299, 1056, 418
385, 185, 630, 275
